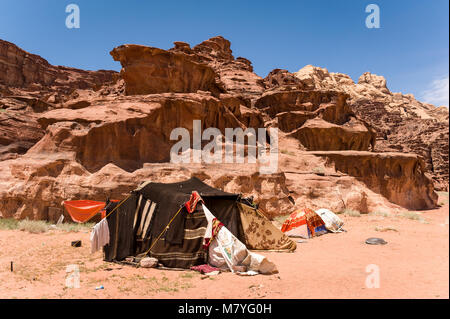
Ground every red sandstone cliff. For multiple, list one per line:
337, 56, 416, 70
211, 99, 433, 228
0, 36, 445, 221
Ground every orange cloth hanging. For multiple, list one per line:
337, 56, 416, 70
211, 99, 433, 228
64, 200, 106, 223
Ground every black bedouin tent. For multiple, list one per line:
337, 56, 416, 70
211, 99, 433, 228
103, 177, 295, 269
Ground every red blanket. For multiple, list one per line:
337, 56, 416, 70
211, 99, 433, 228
190, 264, 220, 274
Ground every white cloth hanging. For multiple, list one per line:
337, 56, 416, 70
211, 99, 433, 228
90, 218, 110, 253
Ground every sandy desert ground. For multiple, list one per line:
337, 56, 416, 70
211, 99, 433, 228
0, 195, 448, 299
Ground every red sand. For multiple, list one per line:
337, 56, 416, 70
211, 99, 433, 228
0, 203, 448, 299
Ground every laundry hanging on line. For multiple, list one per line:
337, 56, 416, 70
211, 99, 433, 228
90, 218, 110, 254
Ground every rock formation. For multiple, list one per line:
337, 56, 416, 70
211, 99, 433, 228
0, 39, 116, 92
171, 37, 265, 98
110, 45, 222, 96
265, 65, 449, 190
0, 39, 117, 161
0, 36, 445, 221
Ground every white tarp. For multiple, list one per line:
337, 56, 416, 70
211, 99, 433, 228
202, 204, 277, 275
315, 208, 344, 233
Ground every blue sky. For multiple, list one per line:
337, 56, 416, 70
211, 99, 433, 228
0, 0, 448, 106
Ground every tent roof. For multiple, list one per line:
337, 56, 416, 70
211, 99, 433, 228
135, 177, 238, 199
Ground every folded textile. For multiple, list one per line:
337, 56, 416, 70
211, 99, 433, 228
185, 191, 203, 213
190, 264, 220, 274
202, 204, 224, 249
211, 225, 277, 275
315, 208, 344, 233
204, 203, 277, 275
90, 218, 110, 254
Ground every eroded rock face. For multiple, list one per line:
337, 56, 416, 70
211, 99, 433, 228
0, 95, 48, 160
111, 36, 266, 98
171, 36, 265, 98
255, 89, 348, 118
310, 151, 438, 210
0, 39, 118, 160
0, 36, 442, 221
263, 69, 304, 89
289, 118, 374, 151
284, 65, 449, 190
279, 152, 403, 215
0, 152, 409, 220
0, 39, 116, 92
255, 89, 376, 152
0, 40, 56, 87
34, 93, 244, 172
351, 100, 449, 191
0, 157, 293, 220
110, 45, 222, 96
